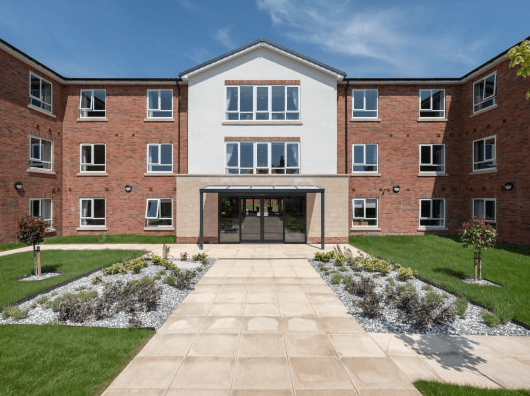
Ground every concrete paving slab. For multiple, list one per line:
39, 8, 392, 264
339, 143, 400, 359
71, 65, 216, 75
341, 357, 417, 390
329, 334, 387, 358
170, 357, 236, 389
200, 316, 243, 334
239, 333, 286, 357
289, 357, 354, 390
284, 333, 336, 357
232, 357, 292, 389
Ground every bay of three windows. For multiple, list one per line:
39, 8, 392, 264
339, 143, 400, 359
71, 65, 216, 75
226, 142, 300, 174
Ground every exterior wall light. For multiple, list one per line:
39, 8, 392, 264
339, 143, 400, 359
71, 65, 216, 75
392, 185, 400, 193
125, 185, 133, 193
504, 182, 514, 191
14, 181, 23, 190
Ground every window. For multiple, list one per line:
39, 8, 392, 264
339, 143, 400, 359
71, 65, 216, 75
80, 144, 106, 172
352, 199, 378, 227
225, 85, 299, 121
145, 199, 172, 227
225, 142, 299, 174
29, 136, 52, 170
419, 89, 445, 118
29, 73, 52, 112
80, 198, 105, 226
147, 90, 173, 118
352, 89, 378, 118
29, 198, 52, 226
473, 199, 496, 224
352, 144, 378, 173
419, 199, 445, 228
80, 89, 106, 118
473, 136, 496, 171
473, 72, 496, 113
147, 144, 172, 173
419, 144, 445, 173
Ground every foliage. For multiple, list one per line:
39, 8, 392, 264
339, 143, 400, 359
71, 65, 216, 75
314, 251, 335, 262
180, 252, 188, 261
192, 252, 209, 265
151, 255, 175, 270
414, 379, 530, 395
459, 218, 497, 252
91, 274, 103, 285
334, 253, 346, 266
507, 39, 530, 99
425, 291, 444, 302
330, 273, 343, 284
453, 297, 468, 319
285, 213, 305, 232
1, 305, 30, 320
18, 215, 48, 275
493, 298, 515, 324
358, 292, 382, 318
163, 276, 175, 286
386, 277, 396, 287
345, 276, 375, 297
396, 265, 417, 281
102, 257, 148, 276
162, 243, 170, 259
482, 311, 501, 327
360, 257, 392, 274
163, 268, 196, 290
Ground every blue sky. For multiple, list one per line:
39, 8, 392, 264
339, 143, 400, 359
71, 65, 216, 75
0, 0, 528, 78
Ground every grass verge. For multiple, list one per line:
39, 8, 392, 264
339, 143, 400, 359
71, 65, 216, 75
0, 249, 144, 308
42, 234, 176, 244
0, 242, 26, 252
0, 324, 154, 396
415, 380, 530, 395
349, 235, 530, 326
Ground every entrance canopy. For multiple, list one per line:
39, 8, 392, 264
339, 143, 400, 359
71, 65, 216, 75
199, 185, 325, 249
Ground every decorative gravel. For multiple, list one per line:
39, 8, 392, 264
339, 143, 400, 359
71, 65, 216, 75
0, 257, 214, 330
309, 259, 530, 336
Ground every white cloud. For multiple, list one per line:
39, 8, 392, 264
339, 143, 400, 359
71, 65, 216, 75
214, 26, 236, 49
184, 47, 214, 65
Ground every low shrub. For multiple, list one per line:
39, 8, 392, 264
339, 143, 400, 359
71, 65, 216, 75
192, 252, 208, 262
345, 276, 375, 297
361, 257, 392, 275
91, 274, 103, 285
163, 269, 196, 290
453, 297, 468, 318
334, 253, 345, 267
386, 277, 396, 287
102, 263, 128, 276
314, 251, 335, 263
338, 266, 348, 272
331, 273, 343, 284
397, 265, 417, 281
425, 291, 444, 302
180, 252, 188, 261
318, 263, 327, 271
482, 311, 501, 327
163, 276, 175, 286
493, 299, 515, 324
2, 305, 29, 320
422, 284, 433, 291
47, 290, 98, 311
151, 255, 163, 265
358, 292, 382, 318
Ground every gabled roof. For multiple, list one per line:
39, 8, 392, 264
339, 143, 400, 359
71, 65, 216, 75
179, 38, 347, 80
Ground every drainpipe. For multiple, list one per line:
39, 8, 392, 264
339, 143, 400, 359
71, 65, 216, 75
177, 82, 181, 175
345, 80, 349, 174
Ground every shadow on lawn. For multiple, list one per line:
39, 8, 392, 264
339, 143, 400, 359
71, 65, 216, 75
41, 263, 62, 273
433, 267, 466, 279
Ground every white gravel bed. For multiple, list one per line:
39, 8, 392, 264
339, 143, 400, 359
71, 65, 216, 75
309, 259, 530, 336
0, 257, 214, 330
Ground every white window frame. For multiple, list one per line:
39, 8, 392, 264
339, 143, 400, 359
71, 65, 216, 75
419, 144, 445, 174
225, 141, 300, 174
29, 72, 53, 113
473, 135, 496, 172
145, 198, 173, 227
147, 143, 173, 173
352, 198, 378, 227
419, 89, 445, 118
29, 135, 53, 171
352, 89, 378, 119
352, 144, 378, 173
29, 198, 52, 227
473, 72, 497, 113
225, 85, 300, 121
473, 198, 496, 223
419, 198, 446, 228
79, 198, 106, 227
79, 89, 106, 118
146, 89, 173, 119
80, 144, 106, 173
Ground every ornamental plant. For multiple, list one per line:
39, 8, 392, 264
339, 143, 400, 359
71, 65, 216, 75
459, 217, 497, 281
18, 215, 47, 276
507, 39, 530, 99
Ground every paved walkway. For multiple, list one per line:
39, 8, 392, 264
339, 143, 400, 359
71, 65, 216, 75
3, 243, 530, 393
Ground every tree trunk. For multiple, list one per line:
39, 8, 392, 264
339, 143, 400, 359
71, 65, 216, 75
36, 246, 41, 277
474, 251, 482, 281
33, 243, 37, 276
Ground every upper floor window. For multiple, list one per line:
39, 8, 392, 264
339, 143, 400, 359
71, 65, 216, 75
419, 198, 445, 228
352, 198, 378, 227
29, 136, 52, 170
147, 89, 173, 118
80, 144, 106, 172
80, 89, 106, 118
419, 144, 445, 173
473, 198, 496, 224
352, 144, 378, 173
226, 85, 299, 121
145, 198, 172, 227
225, 141, 299, 174
473, 136, 496, 172
419, 89, 445, 118
30, 198, 52, 226
80, 198, 105, 227
352, 89, 378, 118
29, 73, 52, 113
473, 72, 496, 113
147, 144, 172, 173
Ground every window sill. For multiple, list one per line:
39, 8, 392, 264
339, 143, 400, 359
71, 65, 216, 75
45, 228, 56, 233
28, 104, 55, 118
77, 117, 108, 122
417, 118, 447, 122
144, 226, 174, 231
470, 168, 497, 175
144, 173, 175, 177
351, 227, 381, 231
27, 169, 56, 176
222, 121, 303, 126
350, 118, 380, 122
144, 118, 175, 122
77, 172, 108, 177
418, 173, 448, 177
418, 227, 448, 232
471, 103, 498, 117
350, 173, 381, 177
77, 227, 108, 231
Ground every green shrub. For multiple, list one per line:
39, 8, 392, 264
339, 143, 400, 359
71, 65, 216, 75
372, 274, 379, 279
422, 284, 433, 291
331, 273, 343, 284
123, 257, 148, 274
49, 290, 98, 311
2, 305, 29, 320
345, 276, 375, 297
453, 297, 468, 318
358, 292, 382, 318
192, 252, 208, 262
318, 263, 327, 271
482, 311, 501, 327
425, 291, 443, 302
91, 274, 103, 285
151, 255, 163, 265
102, 263, 128, 276
338, 266, 348, 272
397, 265, 417, 281
361, 257, 392, 274
180, 252, 188, 261
314, 251, 335, 262
163, 276, 175, 286
386, 277, 396, 287
36, 296, 50, 306
396, 282, 416, 295
334, 253, 345, 267
493, 299, 515, 324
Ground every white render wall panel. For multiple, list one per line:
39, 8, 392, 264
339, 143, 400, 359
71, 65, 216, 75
187, 47, 338, 174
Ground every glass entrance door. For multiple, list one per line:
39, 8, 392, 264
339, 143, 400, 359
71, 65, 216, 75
240, 198, 261, 242
263, 197, 284, 242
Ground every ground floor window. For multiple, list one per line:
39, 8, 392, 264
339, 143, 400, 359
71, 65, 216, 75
145, 198, 172, 227
473, 198, 496, 226
352, 198, 378, 227
29, 198, 52, 226
419, 199, 445, 228
80, 198, 105, 226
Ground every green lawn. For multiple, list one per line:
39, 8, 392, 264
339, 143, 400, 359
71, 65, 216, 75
415, 380, 530, 395
349, 235, 530, 326
0, 242, 25, 252
0, 324, 154, 396
0, 249, 144, 308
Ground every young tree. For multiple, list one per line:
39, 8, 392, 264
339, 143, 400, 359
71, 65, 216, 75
459, 218, 497, 281
507, 39, 530, 99
18, 215, 47, 276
